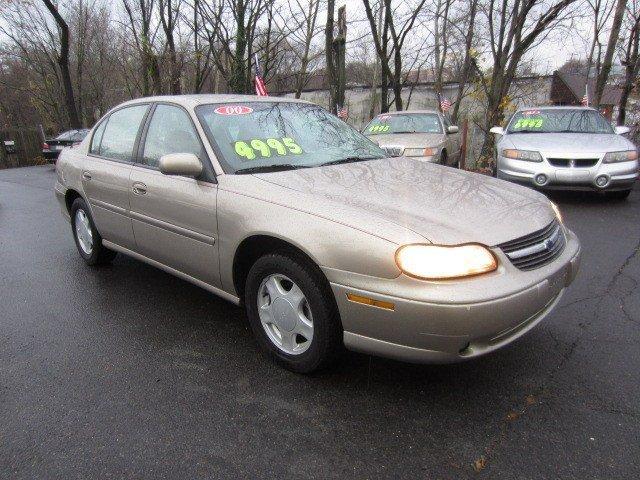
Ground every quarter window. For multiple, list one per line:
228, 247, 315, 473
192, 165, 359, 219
98, 105, 148, 161
90, 121, 107, 154
141, 104, 203, 168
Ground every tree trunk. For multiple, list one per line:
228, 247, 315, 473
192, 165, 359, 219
325, 0, 338, 112
594, 0, 626, 106
42, 0, 81, 128
451, 0, 477, 123
230, 0, 248, 93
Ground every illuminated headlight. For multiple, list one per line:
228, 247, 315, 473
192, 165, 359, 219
550, 202, 563, 223
602, 150, 638, 163
395, 244, 498, 280
404, 147, 436, 157
501, 149, 542, 162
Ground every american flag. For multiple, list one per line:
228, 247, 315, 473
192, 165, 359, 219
254, 55, 268, 96
440, 96, 452, 112
337, 104, 348, 120
581, 85, 589, 106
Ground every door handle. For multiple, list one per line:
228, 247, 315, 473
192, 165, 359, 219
132, 182, 147, 195
82, 171, 92, 181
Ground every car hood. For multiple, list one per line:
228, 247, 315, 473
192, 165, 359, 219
503, 132, 634, 155
254, 157, 555, 246
368, 132, 445, 148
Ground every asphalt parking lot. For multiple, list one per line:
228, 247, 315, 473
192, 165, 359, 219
1, 165, 639, 479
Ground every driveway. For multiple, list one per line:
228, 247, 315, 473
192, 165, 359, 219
1, 166, 638, 479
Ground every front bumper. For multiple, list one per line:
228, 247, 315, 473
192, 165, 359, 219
324, 228, 581, 363
497, 155, 638, 191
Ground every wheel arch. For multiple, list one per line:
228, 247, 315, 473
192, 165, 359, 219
232, 234, 328, 303
64, 188, 84, 214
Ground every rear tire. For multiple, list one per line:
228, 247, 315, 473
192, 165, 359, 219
245, 252, 342, 373
440, 150, 448, 166
606, 189, 631, 200
70, 197, 117, 266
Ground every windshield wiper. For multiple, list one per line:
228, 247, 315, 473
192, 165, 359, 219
318, 156, 385, 167
511, 129, 545, 133
391, 130, 417, 134
234, 164, 308, 174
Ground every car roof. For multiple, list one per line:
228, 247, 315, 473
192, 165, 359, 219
516, 106, 597, 112
380, 110, 441, 116
117, 94, 313, 110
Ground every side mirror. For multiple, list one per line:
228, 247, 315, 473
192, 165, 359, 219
159, 153, 203, 177
615, 126, 630, 135
447, 125, 459, 134
490, 126, 505, 135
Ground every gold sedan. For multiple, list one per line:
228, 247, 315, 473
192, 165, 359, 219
55, 96, 581, 373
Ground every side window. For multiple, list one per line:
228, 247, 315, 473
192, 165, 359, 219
90, 121, 107, 154
141, 104, 203, 168
99, 105, 148, 161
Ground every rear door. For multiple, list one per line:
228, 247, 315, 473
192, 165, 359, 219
82, 104, 149, 250
128, 103, 221, 288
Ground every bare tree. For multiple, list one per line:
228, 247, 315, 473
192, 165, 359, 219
433, 0, 453, 105
478, 0, 579, 157
451, 0, 479, 123
363, 0, 428, 111
122, 0, 162, 95
42, 0, 81, 128
159, 0, 182, 94
585, 0, 616, 81
325, 1, 346, 113
594, 0, 627, 106
276, 0, 321, 98
618, 0, 640, 124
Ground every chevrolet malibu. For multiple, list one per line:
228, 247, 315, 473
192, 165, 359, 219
55, 95, 581, 373
492, 106, 639, 199
362, 110, 462, 167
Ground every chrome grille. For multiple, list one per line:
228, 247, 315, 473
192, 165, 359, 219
499, 220, 565, 271
382, 146, 404, 157
547, 158, 598, 168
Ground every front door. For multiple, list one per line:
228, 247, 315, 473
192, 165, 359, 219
82, 104, 149, 249
128, 103, 221, 288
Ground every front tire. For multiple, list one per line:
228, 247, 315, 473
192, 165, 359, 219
440, 150, 448, 166
70, 197, 117, 265
245, 252, 342, 373
606, 189, 631, 200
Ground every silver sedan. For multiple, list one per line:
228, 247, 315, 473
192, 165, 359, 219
492, 106, 639, 199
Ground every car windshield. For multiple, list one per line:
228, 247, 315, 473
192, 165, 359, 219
196, 102, 386, 173
363, 113, 443, 135
507, 109, 614, 134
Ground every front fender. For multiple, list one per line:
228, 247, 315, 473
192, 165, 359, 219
216, 188, 407, 294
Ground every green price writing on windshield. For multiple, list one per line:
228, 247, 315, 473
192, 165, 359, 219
369, 124, 390, 133
514, 118, 543, 129
234, 137, 303, 160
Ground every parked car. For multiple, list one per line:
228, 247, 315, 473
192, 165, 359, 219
54, 95, 580, 373
362, 110, 462, 167
43, 129, 89, 161
492, 106, 639, 199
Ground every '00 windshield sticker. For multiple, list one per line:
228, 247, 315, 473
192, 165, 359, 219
214, 105, 254, 115
234, 137, 303, 160
513, 117, 543, 129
